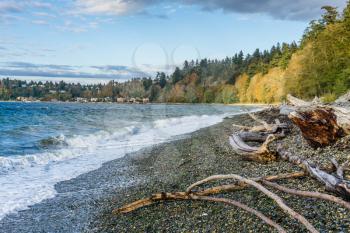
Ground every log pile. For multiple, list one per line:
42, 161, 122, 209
113, 94, 350, 232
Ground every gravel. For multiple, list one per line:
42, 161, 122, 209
1, 109, 349, 233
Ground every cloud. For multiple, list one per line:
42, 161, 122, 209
71, 0, 347, 21
0, 1, 55, 24
31, 19, 48, 25
0, 1, 52, 13
0, 1, 22, 13
184, 0, 347, 20
0, 62, 150, 80
91, 65, 129, 71
73, 0, 154, 16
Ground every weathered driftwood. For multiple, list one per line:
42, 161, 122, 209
114, 172, 307, 212
233, 113, 288, 133
286, 95, 350, 147
186, 174, 318, 233
262, 180, 350, 210
289, 106, 345, 147
230, 113, 289, 162
196, 171, 307, 196
277, 145, 350, 200
229, 134, 278, 162
190, 196, 287, 233
114, 172, 321, 233
335, 90, 350, 104
114, 192, 286, 233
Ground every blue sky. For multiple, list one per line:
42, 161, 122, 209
0, 0, 347, 83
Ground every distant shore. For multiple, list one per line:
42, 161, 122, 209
1, 109, 348, 233
0, 99, 277, 106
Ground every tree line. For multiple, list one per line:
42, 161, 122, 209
1, 2, 350, 103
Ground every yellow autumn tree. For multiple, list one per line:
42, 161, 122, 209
244, 68, 286, 103
234, 74, 250, 102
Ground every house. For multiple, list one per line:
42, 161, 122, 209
117, 97, 125, 103
104, 97, 112, 102
90, 98, 99, 102
143, 98, 150, 104
76, 97, 88, 103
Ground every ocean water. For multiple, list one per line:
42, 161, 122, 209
0, 102, 259, 219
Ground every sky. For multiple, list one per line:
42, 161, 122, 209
0, 0, 347, 83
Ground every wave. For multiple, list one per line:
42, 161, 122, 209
0, 110, 258, 220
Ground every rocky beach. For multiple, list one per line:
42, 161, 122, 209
1, 108, 350, 233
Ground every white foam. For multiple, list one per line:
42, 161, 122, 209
0, 110, 257, 220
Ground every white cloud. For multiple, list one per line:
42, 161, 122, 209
0, 1, 21, 12
74, 0, 146, 16
31, 19, 48, 25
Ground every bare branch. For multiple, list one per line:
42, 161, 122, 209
262, 180, 350, 210
196, 172, 306, 196
186, 174, 319, 233
113, 193, 287, 233
192, 196, 287, 233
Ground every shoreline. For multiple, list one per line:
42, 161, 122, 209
0, 100, 277, 106
1, 109, 349, 232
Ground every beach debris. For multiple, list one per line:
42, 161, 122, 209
113, 168, 350, 232
277, 145, 350, 200
114, 171, 312, 233
287, 94, 350, 147
229, 113, 288, 162
114, 169, 350, 232
114, 107, 350, 233
186, 174, 318, 233
289, 106, 345, 148
335, 90, 350, 104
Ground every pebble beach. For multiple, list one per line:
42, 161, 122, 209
1, 109, 349, 233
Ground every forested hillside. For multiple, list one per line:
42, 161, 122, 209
156, 2, 350, 104
1, 2, 350, 103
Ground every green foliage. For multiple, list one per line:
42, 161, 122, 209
322, 93, 337, 103
290, 3, 350, 99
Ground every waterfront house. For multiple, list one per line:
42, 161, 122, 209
143, 98, 150, 104
117, 97, 125, 103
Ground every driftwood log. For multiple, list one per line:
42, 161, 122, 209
277, 145, 350, 200
229, 113, 288, 162
287, 95, 350, 147
289, 106, 345, 147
